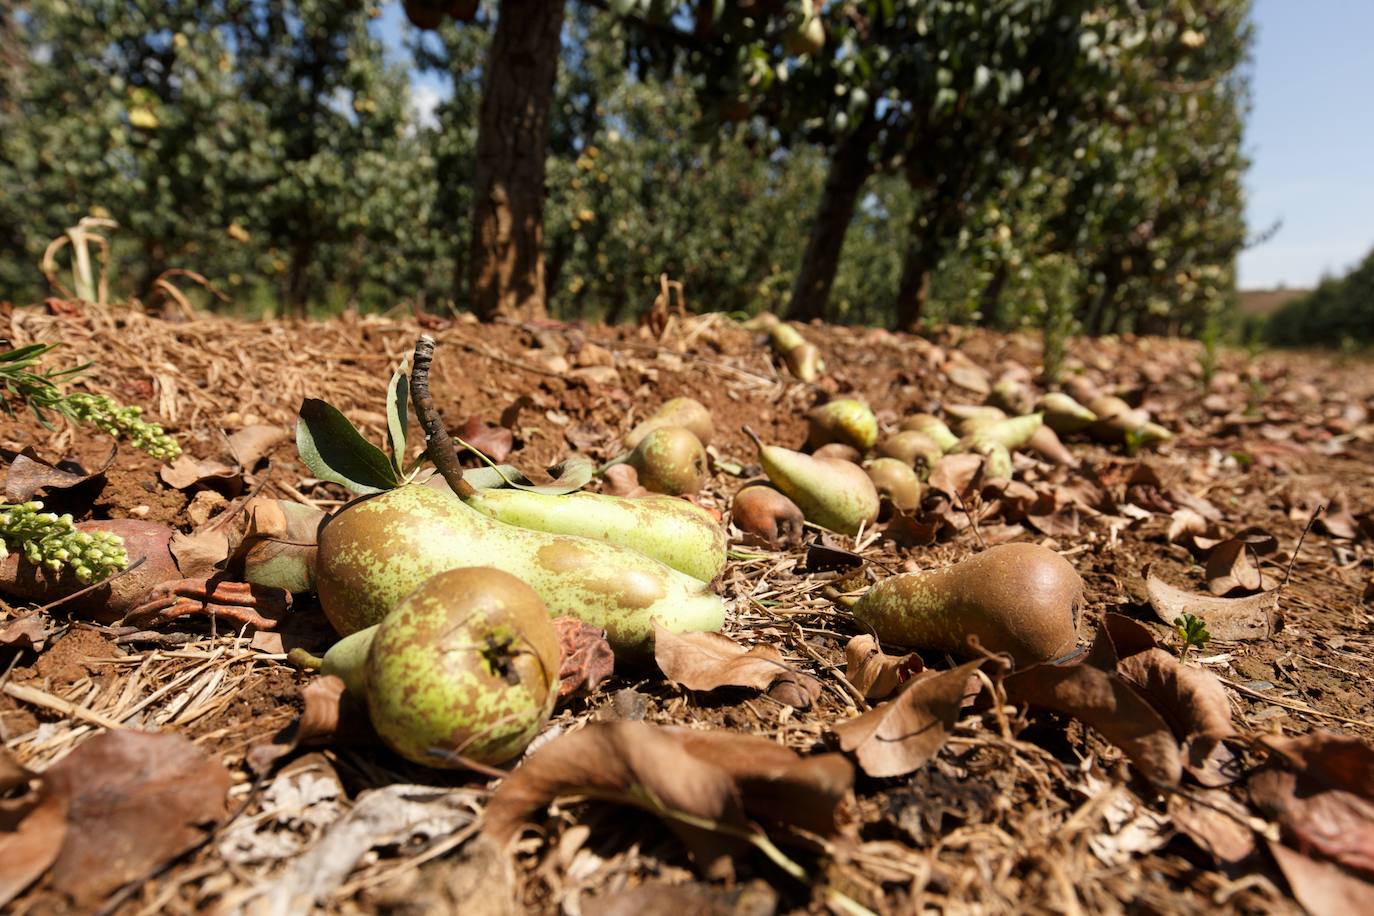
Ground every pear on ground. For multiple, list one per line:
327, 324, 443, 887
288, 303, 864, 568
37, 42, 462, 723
624, 397, 714, 449
877, 430, 943, 472
865, 458, 922, 513
899, 414, 959, 452
628, 426, 708, 495
745, 426, 878, 535
807, 399, 878, 451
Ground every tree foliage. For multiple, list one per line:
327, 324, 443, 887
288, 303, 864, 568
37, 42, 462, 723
1265, 248, 1374, 348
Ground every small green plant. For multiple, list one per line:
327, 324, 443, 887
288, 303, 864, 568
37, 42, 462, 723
0, 501, 128, 583
1038, 256, 1078, 385
0, 342, 180, 460
1174, 612, 1212, 662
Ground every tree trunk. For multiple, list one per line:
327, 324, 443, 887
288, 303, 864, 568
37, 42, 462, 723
977, 263, 1010, 327
285, 236, 313, 318
786, 117, 876, 323
894, 239, 937, 332
468, 0, 566, 322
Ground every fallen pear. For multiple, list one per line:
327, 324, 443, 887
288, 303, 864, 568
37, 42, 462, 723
865, 458, 922, 513
744, 426, 878, 536
952, 413, 1043, 453
812, 443, 862, 463
315, 484, 724, 656
322, 567, 560, 767
899, 414, 959, 453
463, 487, 727, 582
989, 378, 1034, 415
1037, 392, 1097, 433
769, 322, 823, 381
624, 397, 715, 450
850, 543, 1082, 667
627, 426, 708, 495
730, 482, 805, 549
1085, 395, 1173, 446
876, 430, 944, 471
807, 399, 878, 452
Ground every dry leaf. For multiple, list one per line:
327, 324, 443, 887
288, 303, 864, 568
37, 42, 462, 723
944, 364, 990, 395
843, 635, 923, 700
1145, 568, 1280, 640
1115, 647, 1238, 785
654, 623, 821, 709
804, 536, 864, 572
458, 416, 514, 463
831, 660, 984, 778
926, 454, 983, 499
227, 424, 288, 470
555, 617, 615, 698
159, 454, 242, 493
1168, 789, 1256, 864
0, 792, 67, 907
248, 675, 351, 775
1204, 539, 1266, 595
0, 614, 60, 652
598, 879, 778, 916
483, 721, 853, 877
1268, 840, 1374, 916
41, 730, 231, 904
3, 447, 111, 502
169, 528, 231, 579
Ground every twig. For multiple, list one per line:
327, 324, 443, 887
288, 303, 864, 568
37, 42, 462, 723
410, 335, 474, 498
1219, 675, 1374, 729
1279, 504, 1321, 591
2, 680, 125, 730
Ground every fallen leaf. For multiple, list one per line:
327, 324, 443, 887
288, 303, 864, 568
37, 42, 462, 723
1115, 647, 1239, 785
1124, 462, 1173, 514
0, 792, 67, 907
944, 364, 990, 395
483, 721, 853, 878
159, 454, 242, 493
169, 528, 231, 579
233, 498, 325, 594
1085, 785, 1171, 866
884, 507, 947, 547
831, 660, 984, 778
3, 447, 112, 502
654, 623, 821, 709
0, 614, 60, 652
1145, 568, 1280, 641
458, 416, 514, 463
597, 879, 779, 916
1268, 840, 1374, 916
926, 454, 983, 500
218, 754, 345, 866
248, 675, 352, 774
804, 536, 864, 572
1204, 539, 1267, 595
554, 617, 615, 698
843, 634, 923, 700
227, 424, 288, 470
601, 463, 645, 497
1026, 503, 1080, 538
1168, 789, 1257, 864
1320, 495, 1363, 541
42, 730, 232, 904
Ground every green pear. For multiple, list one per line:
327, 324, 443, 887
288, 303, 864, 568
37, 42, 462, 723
876, 430, 944, 471
627, 426, 708, 495
953, 413, 1043, 452
865, 458, 922, 513
989, 378, 1034, 415
1037, 392, 1097, 433
769, 322, 823, 381
463, 487, 727, 582
745, 427, 878, 535
807, 399, 878, 451
624, 397, 715, 450
315, 484, 724, 656
323, 567, 560, 767
898, 414, 959, 453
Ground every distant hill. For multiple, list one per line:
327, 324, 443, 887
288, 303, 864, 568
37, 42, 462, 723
1239, 287, 1311, 317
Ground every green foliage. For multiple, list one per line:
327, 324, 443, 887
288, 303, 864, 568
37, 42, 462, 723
1174, 612, 1212, 662
1265, 248, 1374, 348
0, 501, 128, 583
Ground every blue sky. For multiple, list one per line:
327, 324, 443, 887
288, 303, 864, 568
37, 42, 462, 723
374, 1, 1372, 291
1239, 0, 1374, 289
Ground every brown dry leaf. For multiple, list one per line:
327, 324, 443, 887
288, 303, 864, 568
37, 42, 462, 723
0, 614, 60, 652
831, 660, 984, 778
482, 721, 853, 877
601, 463, 643, 497
804, 536, 864, 572
1169, 488, 1223, 522
926, 454, 983, 500
1268, 840, 1374, 916
598, 879, 778, 916
233, 498, 324, 593
169, 527, 232, 579
1168, 790, 1256, 864
227, 424, 288, 470
1026, 503, 1080, 538
554, 616, 615, 698
0, 792, 67, 908
884, 508, 946, 547
248, 675, 350, 774
159, 454, 243, 492
1166, 508, 1222, 552
458, 416, 514, 463
1125, 462, 1173, 514
1115, 647, 1238, 785
654, 623, 820, 709
3, 447, 111, 502
1145, 568, 1280, 641
1006, 648, 1182, 787
843, 634, 923, 700
42, 730, 232, 904
1204, 539, 1266, 595
1251, 732, 1374, 880
1320, 495, 1363, 541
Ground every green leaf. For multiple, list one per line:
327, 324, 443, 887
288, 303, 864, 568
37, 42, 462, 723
296, 398, 399, 495
385, 363, 409, 475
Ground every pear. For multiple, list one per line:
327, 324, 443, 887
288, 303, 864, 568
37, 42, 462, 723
946, 404, 1008, 437
952, 413, 1043, 453
744, 427, 878, 535
1037, 392, 1097, 433
865, 458, 922, 513
989, 378, 1034, 415
876, 430, 943, 472
624, 397, 715, 450
812, 442, 861, 463
730, 483, 805, 549
769, 322, 823, 381
315, 484, 724, 656
463, 487, 727, 582
627, 426, 708, 495
322, 567, 560, 767
807, 399, 877, 452
899, 414, 959, 453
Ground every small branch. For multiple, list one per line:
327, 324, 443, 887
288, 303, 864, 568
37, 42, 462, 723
409, 335, 474, 499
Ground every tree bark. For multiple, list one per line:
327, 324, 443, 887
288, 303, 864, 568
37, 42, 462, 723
893, 240, 935, 332
785, 117, 877, 323
468, 0, 566, 322
977, 263, 1010, 328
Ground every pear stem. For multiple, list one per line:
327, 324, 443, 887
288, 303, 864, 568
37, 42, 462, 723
741, 424, 763, 452
287, 647, 323, 670
411, 335, 476, 499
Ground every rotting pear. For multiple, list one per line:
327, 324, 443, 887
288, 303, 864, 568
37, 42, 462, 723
323, 567, 560, 767
624, 397, 715, 450
462, 487, 727, 582
315, 484, 724, 657
807, 399, 878, 452
850, 543, 1082, 667
627, 426, 708, 496
730, 482, 805, 549
769, 322, 823, 382
744, 426, 878, 536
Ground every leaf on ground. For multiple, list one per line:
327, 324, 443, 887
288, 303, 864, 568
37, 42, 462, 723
39, 730, 231, 905
1115, 647, 1239, 785
654, 623, 821, 709
219, 754, 345, 867
233, 498, 325, 594
1124, 462, 1173, 514
944, 364, 990, 395
0, 614, 60, 652
554, 617, 614, 698
831, 659, 984, 778
1268, 840, 1374, 916
1145, 568, 1280, 641
248, 675, 350, 775
926, 454, 983, 500
159, 454, 243, 493
1168, 488, 1223, 522
169, 527, 232, 579
1319, 495, 1364, 541
597, 880, 779, 916
804, 536, 864, 572
227, 424, 288, 470
1168, 789, 1256, 864
1166, 508, 1223, 552
1006, 649, 1182, 787
601, 464, 645, 497
1026, 503, 1080, 538
3, 447, 111, 502
1204, 539, 1268, 595
843, 634, 923, 700
0, 791, 67, 908
884, 507, 947, 547
482, 720, 853, 878
1250, 731, 1374, 880
458, 416, 514, 463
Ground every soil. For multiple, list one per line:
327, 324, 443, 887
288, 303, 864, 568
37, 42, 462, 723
1, 301, 1372, 913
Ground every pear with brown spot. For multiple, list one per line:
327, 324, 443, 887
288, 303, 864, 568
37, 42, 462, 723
627, 426, 708, 496
624, 397, 715, 450
744, 426, 878, 536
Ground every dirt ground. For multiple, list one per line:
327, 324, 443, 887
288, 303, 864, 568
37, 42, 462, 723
1, 302, 1372, 914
